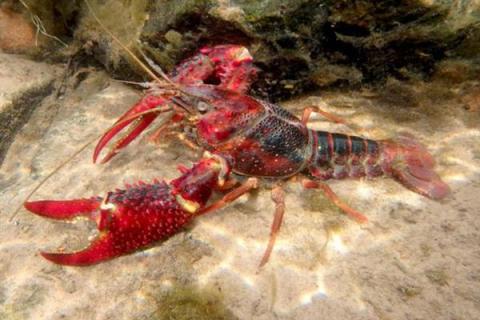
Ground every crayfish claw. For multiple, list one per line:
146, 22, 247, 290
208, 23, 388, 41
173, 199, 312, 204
96, 113, 158, 164
25, 155, 232, 266
25, 180, 200, 266
40, 233, 117, 266
24, 199, 100, 220
93, 95, 171, 164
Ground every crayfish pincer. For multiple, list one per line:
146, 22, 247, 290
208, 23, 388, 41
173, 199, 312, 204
24, 153, 241, 266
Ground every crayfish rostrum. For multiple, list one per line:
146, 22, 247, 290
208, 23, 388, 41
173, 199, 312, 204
24, 35, 450, 266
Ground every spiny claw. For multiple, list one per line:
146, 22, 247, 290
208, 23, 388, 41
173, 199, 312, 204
93, 95, 169, 164
199, 45, 258, 93
94, 113, 158, 164
25, 181, 196, 266
25, 155, 229, 266
25, 198, 117, 266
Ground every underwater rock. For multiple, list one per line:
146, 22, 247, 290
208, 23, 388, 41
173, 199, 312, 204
0, 0, 76, 55
63, 0, 480, 100
5, 0, 480, 98
0, 53, 59, 164
0, 5, 36, 52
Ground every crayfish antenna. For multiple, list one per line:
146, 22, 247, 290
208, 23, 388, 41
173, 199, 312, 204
84, 0, 201, 101
11, 135, 100, 222
83, 0, 174, 87
111, 79, 151, 88
136, 46, 172, 83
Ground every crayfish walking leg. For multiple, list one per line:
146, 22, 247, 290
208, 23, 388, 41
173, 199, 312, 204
196, 179, 289, 268
258, 185, 286, 268
302, 179, 368, 223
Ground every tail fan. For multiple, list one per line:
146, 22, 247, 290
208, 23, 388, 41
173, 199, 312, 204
382, 133, 450, 200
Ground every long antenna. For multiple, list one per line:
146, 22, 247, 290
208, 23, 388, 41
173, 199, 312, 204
12, 1, 190, 221
10, 134, 100, 222
83, 0, 174, 86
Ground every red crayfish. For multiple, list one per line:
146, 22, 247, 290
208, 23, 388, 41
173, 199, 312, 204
24, 19, 450, 267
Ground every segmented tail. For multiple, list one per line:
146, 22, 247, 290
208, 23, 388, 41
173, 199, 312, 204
382, 133, 450, 200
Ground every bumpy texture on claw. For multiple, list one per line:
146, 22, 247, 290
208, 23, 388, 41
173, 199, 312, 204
24, 155, 228, 266
25, 181, 194, 266
172, 44, 257, 93
382, 133, 450, 200
198, 45, 257, 93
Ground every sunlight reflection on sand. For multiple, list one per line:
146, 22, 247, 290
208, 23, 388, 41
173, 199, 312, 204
183, 102, 480, 315
2, 84, 480, 319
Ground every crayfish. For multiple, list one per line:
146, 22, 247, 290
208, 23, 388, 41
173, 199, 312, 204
24, 11, 450, 267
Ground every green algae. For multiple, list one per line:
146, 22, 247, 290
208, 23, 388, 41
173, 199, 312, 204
425, 269, 449, 286
398, 284, 423, 299
0, 304, 23, 320
75, 0, 149, 74
11, 0, 78, 38
150, 286, 237, 320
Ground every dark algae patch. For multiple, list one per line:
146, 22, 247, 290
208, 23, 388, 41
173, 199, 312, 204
0, 81, 55, 165
150, 286, 237, 320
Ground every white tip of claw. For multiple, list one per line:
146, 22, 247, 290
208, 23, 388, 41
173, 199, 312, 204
176, 195, 200, 214
100, 195, 115, 211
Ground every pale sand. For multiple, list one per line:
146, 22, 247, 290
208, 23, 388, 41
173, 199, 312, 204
0, 56, 479, 319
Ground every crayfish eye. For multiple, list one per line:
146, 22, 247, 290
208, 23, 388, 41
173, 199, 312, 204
197, 101, 210, 113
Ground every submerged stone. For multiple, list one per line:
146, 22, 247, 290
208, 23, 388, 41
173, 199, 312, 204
10, 0, 477, 100
72, 0, 480, 100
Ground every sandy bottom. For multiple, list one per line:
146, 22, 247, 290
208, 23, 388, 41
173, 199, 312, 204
0, 68, 479, 319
